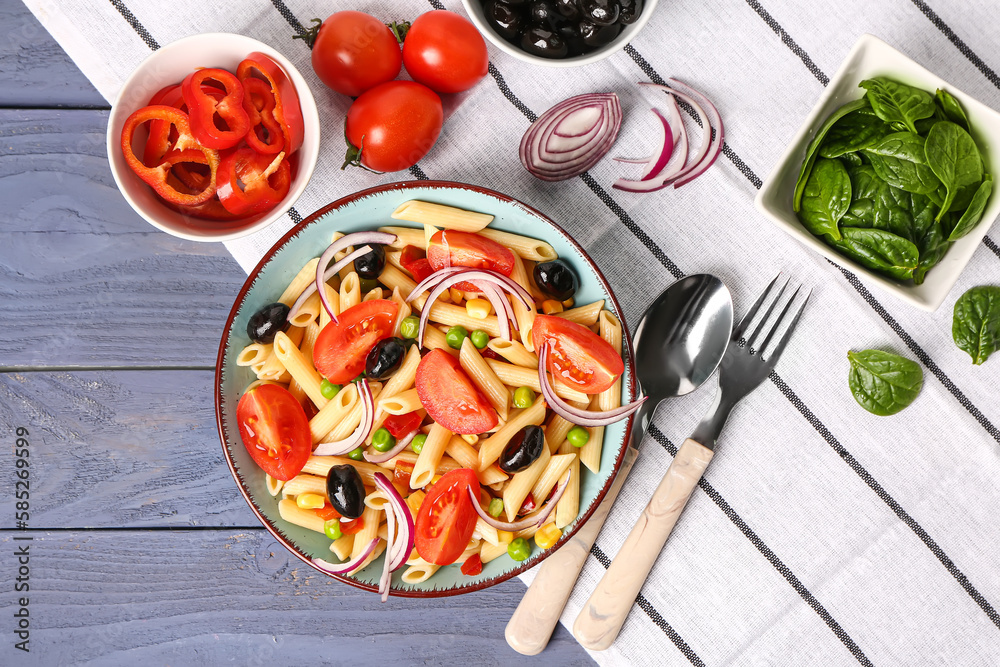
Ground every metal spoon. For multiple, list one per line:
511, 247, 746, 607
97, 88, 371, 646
505, 274, 733, 655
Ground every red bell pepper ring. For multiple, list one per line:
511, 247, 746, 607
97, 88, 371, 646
217, 147, 291, 216
241, 77, 285, 155
144, 84, 227, 167
120, 105, 219, 207
181, 68, 250, 150
237, 53, 304, 154
163, 196, 242, 221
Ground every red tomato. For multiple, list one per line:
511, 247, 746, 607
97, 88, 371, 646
313, 300, 399, 384
402, 11, 488, 94
340, 516, 365, 535
315, 503, 342, 521
426, 230, 515, 291
460, 553, 483, 576
311, 11, 402, 96
383, 411, 423, 438
416, 349, 498, 435
393, 459, 415, 489
344, 81, 443, 172
415, 469, 480, 565
532, 314, 624, 394
400, 245, 434, 283
235, 384, 311, 481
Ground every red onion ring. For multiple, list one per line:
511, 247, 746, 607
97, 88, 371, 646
364, 428, 419, 464
379, 502, 394, 601
538, 344, 646, 427
312, 537, 379, 575
313, 380, 374, 456
289, 245, 372, 322
313, 232, 397, 323
373, 472, 415, 573
665, 78, 725, 188
474, 282, 513, 341
466, 469, 572, 532
520, 93, 622, 182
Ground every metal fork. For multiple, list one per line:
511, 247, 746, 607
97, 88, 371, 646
574, 275, 811, 651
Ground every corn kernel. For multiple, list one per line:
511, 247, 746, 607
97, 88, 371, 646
295, 493, 325, 510
449, 287, 464, 304
542, 299, 564, 315
562, 297, 575, 308
466, 298, 492, 319
431, 474, 443, 485
497, 530, 515, 544
534, 523, 563, 550
405, 490, 426, 516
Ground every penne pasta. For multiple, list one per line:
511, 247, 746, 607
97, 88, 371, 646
380, 388, 421, 415
579, 311, 623, 473
478, 397, 548, 471
509, 254, 538, 352
391, 200, 494, 231
428, 302, 502, 337
362, 286, 385, 302
330, 533, 355, 561
503, 446, 551, 521
265, 474, 284, 497
487, 339, 538, 369
486, 359, 588, 403
389, 287, 411, 339
555, 442, 580, 529
290, 291, 321, 327
318, 284, 339, 330
557, 299, 606, 326
478, 228, 558, 262
445, 436, 509, 486
339, 271, 360, 311
278, 498, 325, 534
323, 382, 383, 443
278, 257, 320, 306
401, 562, 439, 583
480, 539, 511, 564
237, 343, 271, 367
410, 422, 452, 489
579, 396, 605, 474
530, 453, 576, 505
273, 330, 328, 409
301, 456, 385, 487
460, 338, 510, 421
378, 225, 426, 250
281, 473, 326, 499
309, 382, 359, 444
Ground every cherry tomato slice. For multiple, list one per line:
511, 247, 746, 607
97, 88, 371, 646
340, 516, 365, 535
235, 384, 311, 481
400, 245, 434, 283
460, 553, 484, 576
313, 300, 399, 384
383, 411, 423, 438
415, 468, 480, 565
393, 459, 415, 489
415, 349, 498, 435
314, 503, 342, 521
426, 231, 515, 292
532, 314, 624, 394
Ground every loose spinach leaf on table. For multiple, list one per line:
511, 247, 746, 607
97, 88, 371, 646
948, 175, 994, 241
864, 132, 941, 194
953, 286, 1000, 365
847, 349, 923, 416
819, 109, 890, 158
828, 227, 919, 280
800, 158, 851, 240
793, 98, 870, 211
924, 121, 983, 220
860, 78, 937, 134
936, 89, 971, 132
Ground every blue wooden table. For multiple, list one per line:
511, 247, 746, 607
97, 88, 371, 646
0, 2, 594, 663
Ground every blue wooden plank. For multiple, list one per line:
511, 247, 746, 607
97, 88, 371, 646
0, 530, 593, 665
0, 1, 107, 108
0, 108, 246, 368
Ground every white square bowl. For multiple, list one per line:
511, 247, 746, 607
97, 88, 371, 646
755, 33, 1000, 312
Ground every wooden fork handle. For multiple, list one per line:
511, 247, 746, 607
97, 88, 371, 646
573, 439, 713, 651
505, 447, 638, 656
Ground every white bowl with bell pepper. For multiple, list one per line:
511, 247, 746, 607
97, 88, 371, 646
107, 32, 320, 242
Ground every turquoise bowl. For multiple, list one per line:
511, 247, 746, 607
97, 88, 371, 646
215, 181, 637, 597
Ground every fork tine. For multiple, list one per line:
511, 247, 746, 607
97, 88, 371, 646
760, 288, 811, 362
743, 276, 790, 350
733, 273, 783, 339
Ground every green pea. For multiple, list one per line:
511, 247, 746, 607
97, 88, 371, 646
320, 379, 340, 400
513, 386, 535, 409
372, 427, 396, 452
323, 519, 342, 541
400, 315, 420, 340
507, 537, 531, 562
445, 325, 468, 350
567, 426, 590, 448
487, 498, 504, 518
352, 372, 366, 384
470, 329, 489, 349
359, 277, 380, 293
411, 433, 427, 454
347, 447, 364, 461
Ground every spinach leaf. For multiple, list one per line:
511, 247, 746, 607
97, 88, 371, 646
847, 164, 882, 200
828, 227, 919, 280
948, 175, 994, 241
860, 78, 936, 134
799, 158, 851, 240
909, 192, 938, 241
953, 286, 1000, 365
793, 98, 870, 212
935, 89, 971, 132
841, 152, 864, 167
913, 220, 950, 285
864, 132, 941, 194
845, 199, 874, 226
847, 349, 923, 416
819, 110, 890, 158
914, 117, 942, 135
924, 121, 983, 220
872, 183, 918, 242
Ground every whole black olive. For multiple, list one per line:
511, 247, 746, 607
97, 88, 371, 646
579, 19, 621, 47
353, 244, 386, 280
485, 0, 525, 42
578, 0, 620, 26
520, 27, 569, 58
557, 23, 587, 56
326, 464, 366, 519
499, 425, 546, 473
533, 259, 580, 301
528, 0, 558, 25
554, 0, 580, 19
365, 337, 406, 381
618, 0, 643, 24
246, 302, 290, 344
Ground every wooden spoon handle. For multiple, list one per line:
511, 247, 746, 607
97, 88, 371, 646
505, 447, 639, 656
573, 439, 713, 650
